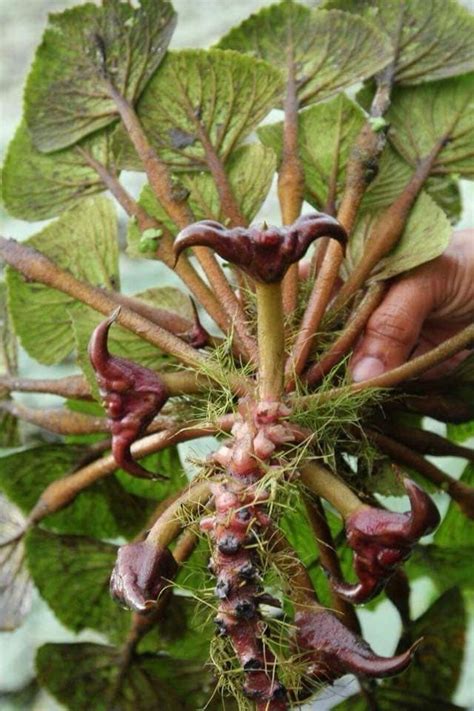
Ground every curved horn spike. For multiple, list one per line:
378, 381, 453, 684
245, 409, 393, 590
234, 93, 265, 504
88, 308, 121, 373
338, 637, 422, 678
173, 221, 227, 265
111, 437, 166, 480
187, 298, 209, 348
291, 212, 347, 255
329, 573, 379, 604
403, 479, 440, 540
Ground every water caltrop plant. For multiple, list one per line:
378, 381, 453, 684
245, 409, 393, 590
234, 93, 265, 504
1, 0, 474, 709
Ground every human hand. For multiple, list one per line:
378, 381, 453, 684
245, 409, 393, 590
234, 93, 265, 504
350, 229, 474, 382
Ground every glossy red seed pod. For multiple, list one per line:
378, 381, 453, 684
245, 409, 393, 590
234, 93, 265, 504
295, 607, 421, 681
88, 310, 169, 479
110, 540, 178, 613
174, 212, 347, 283
329, 479, 440, 603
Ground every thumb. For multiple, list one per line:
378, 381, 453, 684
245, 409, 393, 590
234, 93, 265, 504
350, 275, 435, 383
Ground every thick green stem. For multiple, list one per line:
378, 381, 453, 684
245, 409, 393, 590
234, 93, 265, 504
146, 480, 213, 548
256, 282, 285, 400
267, 527, 319, 610
299, 461, 362, 519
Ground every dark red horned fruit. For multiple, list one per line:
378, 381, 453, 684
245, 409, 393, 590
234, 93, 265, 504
173, 212, 347, 283
110, 540, 178, 614
88, 310, 169, 479
329, 479, 440, 604
295, 607, 421, 682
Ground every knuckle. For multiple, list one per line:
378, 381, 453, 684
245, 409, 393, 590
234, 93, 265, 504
366, 306, 417, 346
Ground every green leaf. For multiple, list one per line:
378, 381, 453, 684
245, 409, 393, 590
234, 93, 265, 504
323, 0, 474, 85
139, 594, 215, 661
0, 496, 32, 630
435, 463, 474, 549
181, 144, 276, 226
217, 2, 392, 107
36, 642, 216, 711
447, 420, 474, 444
361, 146, 462, 224
0, 680, 40, 710
114, 49, 283, 171
423, 175, 462, 226
449, 354, 474, 383
116, 445, 188, 500
6, 196, 119, 365
258, 94, 365, 210
0, 283, 19, 448
127, 143, 276, 256
407, 544, 474, 596
338, 589, 468, 707
0, 282, 17, 378
0, 444, 154, 539
335, 687, 467, 710
25, 528, 129, 642
71, 287, 190, 393
278, 495, 350, 606
345, 191, 451, 282
23, 0, 176, 151
175, 537, 212, 595
1, 121, 117, 221
387, 75, 474, 178
387, 588, 466, 699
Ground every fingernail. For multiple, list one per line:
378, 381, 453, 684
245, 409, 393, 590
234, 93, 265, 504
351, 356, 386, 383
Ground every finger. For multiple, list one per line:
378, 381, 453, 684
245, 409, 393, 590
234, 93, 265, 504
350, 275, 435, 382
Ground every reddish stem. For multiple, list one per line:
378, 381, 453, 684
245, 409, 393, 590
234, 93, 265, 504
0, 401, 109, 435
296, 323, 474, 408
304, 282, 386, 387
304, 496, 361, 634
332, 144, 443, 311
279, 50, 304, 317
77, 147, 227, 334
377, 421, 474, 462
0, 374, 92, 400
364, 428, 474, 519
25, 418, 234, 529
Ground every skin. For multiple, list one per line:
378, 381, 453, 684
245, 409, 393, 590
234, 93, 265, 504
350, 229, 474, 382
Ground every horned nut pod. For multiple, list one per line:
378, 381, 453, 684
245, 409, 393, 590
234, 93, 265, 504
110, 540, 178, 614
173, 212, 347, 283
295, 607, 421, 681
88, 309, 169, 479
330, 479, 440, 603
